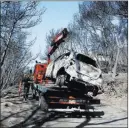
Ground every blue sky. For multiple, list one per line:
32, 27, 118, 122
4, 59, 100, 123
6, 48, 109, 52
28, 1, 80, 63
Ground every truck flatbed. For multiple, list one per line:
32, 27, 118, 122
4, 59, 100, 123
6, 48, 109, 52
32, 83, 104, 117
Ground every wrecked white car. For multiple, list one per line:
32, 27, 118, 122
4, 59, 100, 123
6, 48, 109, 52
45, 51, 103, 96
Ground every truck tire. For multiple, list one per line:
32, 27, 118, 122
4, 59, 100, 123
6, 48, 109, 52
32, 92, 36, 99
39, 94, 48, 112
32, 89, 37, 99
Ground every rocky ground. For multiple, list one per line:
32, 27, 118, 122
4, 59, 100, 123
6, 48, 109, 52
0, 73, 128, 128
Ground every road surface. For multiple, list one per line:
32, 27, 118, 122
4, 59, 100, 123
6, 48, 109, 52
1, 90, 127, 128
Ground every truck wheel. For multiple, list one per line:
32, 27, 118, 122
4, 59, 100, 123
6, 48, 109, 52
33, 90, 39, 100
32, 92, 36, 99
39, 94, 48, 112
32, 89, 36, 99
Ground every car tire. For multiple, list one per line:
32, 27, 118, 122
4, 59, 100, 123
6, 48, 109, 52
56, 75, 66, 87
60, 75, 65, 87
39, 94, 48, 112
56, 75, 61, 86
93, 86, 98, 96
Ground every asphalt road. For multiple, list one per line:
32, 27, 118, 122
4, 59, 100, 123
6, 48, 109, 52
1, 91, 127, 128
42, 104, 127, 128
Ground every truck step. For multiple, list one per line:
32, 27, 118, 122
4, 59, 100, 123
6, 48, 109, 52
48, 109, 104, 117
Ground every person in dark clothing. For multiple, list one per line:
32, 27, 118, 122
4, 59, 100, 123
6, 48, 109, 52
22, 75, 32, 101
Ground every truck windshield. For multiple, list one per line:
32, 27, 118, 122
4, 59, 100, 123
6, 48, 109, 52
76, 54, 97, 67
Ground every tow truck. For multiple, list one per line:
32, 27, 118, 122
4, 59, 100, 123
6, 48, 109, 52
32, 28, 104, 117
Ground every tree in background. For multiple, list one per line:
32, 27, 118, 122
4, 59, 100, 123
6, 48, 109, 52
0, 1, 45, 90
44, 1, 127, 77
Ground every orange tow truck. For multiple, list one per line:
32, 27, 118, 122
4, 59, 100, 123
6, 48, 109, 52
33, 28, 68, 84
32, 28, 104, 117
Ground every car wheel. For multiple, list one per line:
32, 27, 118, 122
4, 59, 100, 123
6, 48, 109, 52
56, 75, 66, 87
39, 94, 48, 112
56, 75, 61, 86
60, 75, 66, 87
93, 86, 98, 96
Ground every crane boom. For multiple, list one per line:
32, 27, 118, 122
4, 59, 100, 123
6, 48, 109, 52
47, 28, 69, 61
34, 28, 69, 83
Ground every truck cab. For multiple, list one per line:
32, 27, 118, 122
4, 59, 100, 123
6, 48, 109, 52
33, 63, 48, 84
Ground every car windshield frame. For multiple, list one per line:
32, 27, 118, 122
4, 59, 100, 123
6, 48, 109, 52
54, 52, 70, 61
76, 53, 98, 67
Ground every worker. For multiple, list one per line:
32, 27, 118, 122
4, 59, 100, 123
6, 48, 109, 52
20, 73, 32, 101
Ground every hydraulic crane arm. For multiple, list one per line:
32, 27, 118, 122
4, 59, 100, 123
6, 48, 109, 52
47, 28, 69, 63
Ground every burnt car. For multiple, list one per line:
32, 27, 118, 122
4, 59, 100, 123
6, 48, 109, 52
45, 51, 103, 96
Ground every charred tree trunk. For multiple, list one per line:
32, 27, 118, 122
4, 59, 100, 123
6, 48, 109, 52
112, 46, 120, 79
